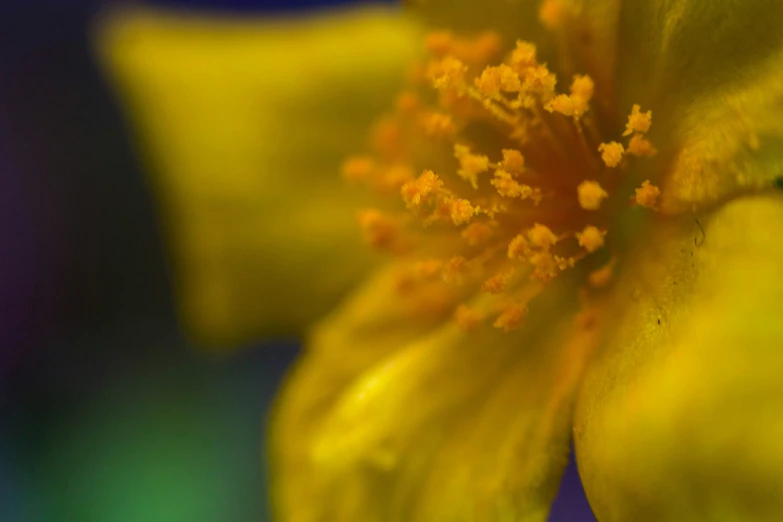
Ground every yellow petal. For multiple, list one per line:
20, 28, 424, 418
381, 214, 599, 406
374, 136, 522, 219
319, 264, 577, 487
614, 1, 783, 213
95, 7, 421, 347
270, 263, 461, 522
272, 262, 602, 522
406, 0, 554, 84
407, 0, 549, 45
575, 194, 783, 520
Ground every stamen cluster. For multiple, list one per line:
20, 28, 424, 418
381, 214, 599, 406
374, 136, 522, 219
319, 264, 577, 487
343, 30, 660, 332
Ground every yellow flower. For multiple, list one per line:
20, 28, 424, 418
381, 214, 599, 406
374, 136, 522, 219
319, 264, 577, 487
99, 1, 783, 520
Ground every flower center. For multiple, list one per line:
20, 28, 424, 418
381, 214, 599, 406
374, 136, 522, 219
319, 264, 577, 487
343, 23, 660, 332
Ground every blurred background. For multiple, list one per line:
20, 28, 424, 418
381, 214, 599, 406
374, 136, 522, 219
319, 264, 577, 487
0, 1, 596, 520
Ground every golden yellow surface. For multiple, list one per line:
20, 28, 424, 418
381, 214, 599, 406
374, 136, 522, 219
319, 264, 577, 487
577, 195, 783, 521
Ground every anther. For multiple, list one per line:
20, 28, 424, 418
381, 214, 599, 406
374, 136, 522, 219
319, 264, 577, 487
357, 209, 398, 250
341, 156, 375, 183
493, 303, 527, 331
454, 144, 490, 189
461, 222, 494, 246
627, 134, 657, 157
455, 304, 484, 331
491, 169, 539, 201
588, 263, 614, 288
521, 64, 557, 102
570, 75, 594, 104
507, 234, 529, 261
424, 31, 453, 56
576, 225, 606, 253
527, 223, 558, 250
421, 112, 456, 137
634, 180, 660, 209
401, 170, 443, 209
545, 94, 577, 117
447, 198, 478, 226
577, 180, 609, 210
545, 74, 594, 119
623, 104, 652, 136
539, 0, 571, 30
475, 64, 522, 97
510, 40, 538, 70
428, 56, 468, 92
501, 149, 525, 173
482, 270, 515, 294
529, 251, 559, 281
598, 141, 624, 168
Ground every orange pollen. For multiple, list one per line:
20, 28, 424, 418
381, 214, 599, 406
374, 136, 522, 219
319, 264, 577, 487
396, 91, 420, 113
428, 56, 468, 92
538, 0, 572, 30
482, 270, 515, 294
527, 223, 558, 250
570, 75, 595, 103
634, 180, 661, 209
588, 263, 614, 288
598, 141, 625, 168
424, 31, 454, 56
627, 134, 658, 157
401, 169, 443, 209
501, 148, 525, 173
454, 144, 490, 189
461, 222, 494, 245
577, 180, 609, 210
576, 226, 606, 253
545, 94, 577, 117
448, 198, 477, 226
442, 256, 470, 285
454, 305, 484, 331
491, 169, 539, 201
475, 64, 522, 97
357, 209, 397, 250
529, 251, 560, 281
342, 156, 375, 182
624, 104, 653, 136
544, 75, 594, 119
510, 40, 537, 69
345, 31, 662, 334
493, 303, 527, 331
421, 112, 456, 137
507, 234, 530, 261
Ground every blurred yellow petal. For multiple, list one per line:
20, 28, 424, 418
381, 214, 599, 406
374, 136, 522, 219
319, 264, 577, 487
95, 7, 421, 347
575, 194, 783, 520
613, 1, 783, 213
271, 262, 464, 522
407, 0, 551, 49
273, 263, 602, 522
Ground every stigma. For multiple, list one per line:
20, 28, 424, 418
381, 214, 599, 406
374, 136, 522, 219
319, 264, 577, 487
343, 28, 659, 332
